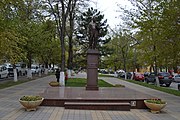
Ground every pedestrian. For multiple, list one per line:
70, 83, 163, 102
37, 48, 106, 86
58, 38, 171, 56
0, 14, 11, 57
55, 69, 60, 82
65, 70, 68, 85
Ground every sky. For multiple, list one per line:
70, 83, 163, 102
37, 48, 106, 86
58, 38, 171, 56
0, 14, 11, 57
91, 0, 132, 29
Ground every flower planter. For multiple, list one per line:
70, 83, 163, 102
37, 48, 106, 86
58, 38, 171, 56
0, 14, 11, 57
144, 100, 167, 113
19, 96, 44, 111
49, 81, 60, 87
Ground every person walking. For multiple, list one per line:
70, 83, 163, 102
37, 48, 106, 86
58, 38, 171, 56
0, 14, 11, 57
55, 69, 60, 82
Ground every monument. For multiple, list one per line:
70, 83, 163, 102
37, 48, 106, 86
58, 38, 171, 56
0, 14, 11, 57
86, 17, 99, 90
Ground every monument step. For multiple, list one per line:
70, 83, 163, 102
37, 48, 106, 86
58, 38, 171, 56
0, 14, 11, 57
64, 102, 131, 111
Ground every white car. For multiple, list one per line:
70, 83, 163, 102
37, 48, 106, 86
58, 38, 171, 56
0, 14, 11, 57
15, 62, 27, 76
0, 65, 8, 79
4, 63, 14, 76
173, 74, 180, 82
31, 65, 39, 74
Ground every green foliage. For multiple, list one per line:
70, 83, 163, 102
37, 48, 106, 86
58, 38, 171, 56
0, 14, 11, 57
118, 0, 180, 71
105, 30, 134, 71
20, 96, 42, 101
145, 99, 166, 104
0, 0, 27, 63
33, 20, 60, 65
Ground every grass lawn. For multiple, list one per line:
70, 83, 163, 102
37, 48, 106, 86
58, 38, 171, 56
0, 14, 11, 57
66, 78, 114, 87
125, 79, 180, 96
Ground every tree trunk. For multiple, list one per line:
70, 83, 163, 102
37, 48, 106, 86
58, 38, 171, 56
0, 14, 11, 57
67, 2, 76, 70
45, 62, 48, 75
27, 69, 32, 79
13, 64, 18, 82
68, 35, 73, 69
60, 72, 65, 86
27, 52, 32, 79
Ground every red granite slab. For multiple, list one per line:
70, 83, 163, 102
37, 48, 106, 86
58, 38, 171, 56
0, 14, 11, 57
40, 87, 155, 109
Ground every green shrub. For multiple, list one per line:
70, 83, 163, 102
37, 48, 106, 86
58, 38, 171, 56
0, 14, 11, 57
145, 99, 166, 104
20, 96, 42, 101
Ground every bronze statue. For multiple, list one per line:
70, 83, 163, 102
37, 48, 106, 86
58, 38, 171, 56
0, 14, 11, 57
88, 17, 99, 49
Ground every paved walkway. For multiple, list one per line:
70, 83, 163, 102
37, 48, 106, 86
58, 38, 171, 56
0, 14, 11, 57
0, 73, 180, 120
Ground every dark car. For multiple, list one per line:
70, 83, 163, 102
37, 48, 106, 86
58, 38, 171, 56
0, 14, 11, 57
158, 72, 173, 87
127, 72, 133, 79
145, 72, 173, 87
145, 72, 156, 84
144, 72, 150, 77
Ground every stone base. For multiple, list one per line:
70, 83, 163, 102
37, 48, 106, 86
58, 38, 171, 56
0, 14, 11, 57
40, 87, 155, 109
86, 49, 99, 91
86, 85, 99, 90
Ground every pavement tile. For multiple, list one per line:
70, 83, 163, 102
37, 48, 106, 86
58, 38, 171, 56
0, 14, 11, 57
0, 73, 180, 120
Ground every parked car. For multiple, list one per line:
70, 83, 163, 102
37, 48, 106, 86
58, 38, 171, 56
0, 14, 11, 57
144, 72, 150, 77
117, 72, 125, 78
133, 72, 144, 81
158, 72, 173, 87
99, 69, 108, 74
173, 74, 180, 82
127, 72, 133, 79
15, 62, 27, 76
31, 65, 39, 74
116, 70, 125, 78
144, 72, 156, 84
0, 65, 8, 79
144, 72, 173, 87
4, 63, 14, 77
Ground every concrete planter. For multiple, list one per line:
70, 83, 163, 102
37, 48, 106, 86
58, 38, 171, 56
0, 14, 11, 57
144, 100, 167, 113
19, 97, 44, 111
49, 81, 60, 87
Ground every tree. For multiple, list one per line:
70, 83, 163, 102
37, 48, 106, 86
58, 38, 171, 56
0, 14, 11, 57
106, 29, 133, 78
117, 0, 180, 73
36, 20, 60, 69
0, 0, 27, 81
158, 0, 180, 72
43, 0, 73, 73
66, 0, 90, 70
14, 0, 48, 78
